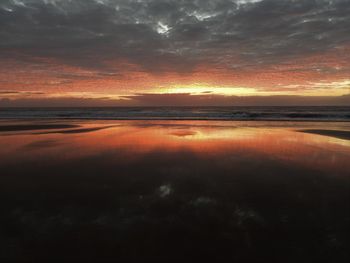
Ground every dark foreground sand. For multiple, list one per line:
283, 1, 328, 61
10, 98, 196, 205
0, 123, 118, 135
300, 129, 350, 140
0, 124, 79, 132
0, 120, 350, 263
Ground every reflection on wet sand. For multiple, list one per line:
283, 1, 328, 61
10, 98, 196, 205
0, 120, 350, 262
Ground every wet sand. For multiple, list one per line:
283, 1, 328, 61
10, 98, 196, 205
300, 129, 350, 141
0, 124, 79, 132
0, 120, 350, 262
36, 125, 118, 134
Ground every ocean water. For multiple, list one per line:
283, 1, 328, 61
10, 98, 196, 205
1, 106, 350, 121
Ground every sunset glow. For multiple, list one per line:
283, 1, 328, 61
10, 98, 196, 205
1, 0, 350, 106
153, 84, 259, 96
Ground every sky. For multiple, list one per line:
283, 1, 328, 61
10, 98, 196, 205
1, 0, 350, 106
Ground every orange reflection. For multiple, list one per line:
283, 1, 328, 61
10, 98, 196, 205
1, 120, 350, 176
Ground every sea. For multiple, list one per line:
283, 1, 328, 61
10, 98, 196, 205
0, 106, 350, 121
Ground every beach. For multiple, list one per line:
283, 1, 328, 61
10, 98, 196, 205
0, 119, 350, 262
2, 0, 350, 261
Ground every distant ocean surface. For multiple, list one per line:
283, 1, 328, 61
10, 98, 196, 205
1, 106, 350, 121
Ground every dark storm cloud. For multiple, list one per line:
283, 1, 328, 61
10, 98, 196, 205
1, 0, 350, 74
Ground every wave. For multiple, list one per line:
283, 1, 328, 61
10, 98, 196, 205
1, 107, 350, 121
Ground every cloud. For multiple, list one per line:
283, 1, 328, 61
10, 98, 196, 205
1, 0, 350, 99
1, 0, 350, 73
126, 92, 350, 106
0, 90, 45, 96
0, 91, 20, 94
